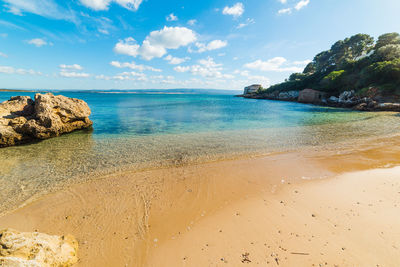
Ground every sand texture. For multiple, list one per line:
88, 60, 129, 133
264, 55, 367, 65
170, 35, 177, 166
1, 137, 400, 266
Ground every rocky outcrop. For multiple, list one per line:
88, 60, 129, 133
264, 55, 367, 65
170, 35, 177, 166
326, 90, 400, 111
0, 228, 78, 266
355, 102, 400, 111
277, 91, 299, 101
241, 90, 299, 102
327, 90, 360, 107
0, 93, 92, 147
240, 89, 400, 112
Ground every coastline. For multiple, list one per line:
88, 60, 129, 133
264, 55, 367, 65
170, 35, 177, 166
1, 134, 400, 266
0, 89, 39, 93
237, 92, 400, 112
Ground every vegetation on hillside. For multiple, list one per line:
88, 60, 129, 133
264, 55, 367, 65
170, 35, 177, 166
258, 32, 400, 99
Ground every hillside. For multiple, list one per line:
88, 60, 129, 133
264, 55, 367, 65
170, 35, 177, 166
255, 32, 400, 103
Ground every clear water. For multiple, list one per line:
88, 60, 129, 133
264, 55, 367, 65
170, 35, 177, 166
1, 91, 400, 213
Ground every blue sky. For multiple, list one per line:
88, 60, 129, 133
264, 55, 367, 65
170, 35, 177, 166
0, 0, 399, 90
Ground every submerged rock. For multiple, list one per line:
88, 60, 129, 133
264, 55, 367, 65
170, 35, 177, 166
0, 228, 78, 267
0, 93, 92, 147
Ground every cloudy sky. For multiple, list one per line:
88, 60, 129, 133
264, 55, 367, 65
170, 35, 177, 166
0, 0, 399, 90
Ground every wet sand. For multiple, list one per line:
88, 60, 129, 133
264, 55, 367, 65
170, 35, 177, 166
1, 136, 400, 266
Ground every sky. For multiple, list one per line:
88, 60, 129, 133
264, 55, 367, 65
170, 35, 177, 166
0, 0, 400, 90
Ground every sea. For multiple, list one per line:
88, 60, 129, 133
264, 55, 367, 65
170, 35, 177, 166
1, 90, 400, 213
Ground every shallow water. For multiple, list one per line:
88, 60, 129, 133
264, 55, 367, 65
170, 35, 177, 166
1, 91, 400, 214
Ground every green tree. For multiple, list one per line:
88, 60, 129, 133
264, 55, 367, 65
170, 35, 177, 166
258, 32, 400, 99
375, 33, 400, 50
320, 70, 346, 92
363, 59, 400, 85
375, 44, 400, 61
346, 34, 374, 58
330, 34, 374, 68
289, 72, 307, 81
312, 50, 332, 73
303, 62, 316, 74
307, 33, 374, 74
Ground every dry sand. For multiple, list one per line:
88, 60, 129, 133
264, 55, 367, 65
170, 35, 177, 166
1, 136, 400, 266
145, 167, 400, 267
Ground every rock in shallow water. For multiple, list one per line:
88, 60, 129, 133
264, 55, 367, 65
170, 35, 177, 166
0, 93, 92, 147
0, 228, 78, 267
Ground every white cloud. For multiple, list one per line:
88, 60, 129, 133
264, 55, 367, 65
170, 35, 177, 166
96, 71, 147, 81
114, 37, 140, 57
115, 71, 147, 80
174, 66, 190, 72
293, 60, 312, 65
60, 71, 90, 78
237, 18, 255, 29
59, 64, 89, 78
278, 0, 287, 3
0, 20, 26, 31
166, 13, 178, 21
164, 55, 190, 65
2, 0, 76, 22
27, 38, 48, 47
160, 75, 178, 84
207, 40, 228, 50
187, 19, 197, 26
198, 57, 222, 68
244, 57, 305, 72
80, 0, 109, 10
114, 0, 143, 10
0, 65, 41, 75
75, 11, 117, 36
110, 61, 162, 72
146, 26, 196, 49
0, 52, 8, 58
95, 74, 110, 80
59, 64, 83, 70
278, 0, 309, 15
139, 40, 167, 60
233, 70, 271, 88
278, 8, 292, 15
222, 2, 244, 17
150, 75, 164, 80
190, 40, 228, 53
114, 26, 197, 60
79, 0, 143, 11
238, 71, 270, 86
295, 0, 310, 10
174, 57, 234, 79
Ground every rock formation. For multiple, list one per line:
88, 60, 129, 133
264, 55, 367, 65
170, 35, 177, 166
0, 93, 92, 147
240, 88, 400, 112
0, 228, 78, 266
277, 91, 299, 101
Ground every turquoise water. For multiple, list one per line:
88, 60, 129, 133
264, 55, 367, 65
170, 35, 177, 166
1, 91, 400, 213
1, 91, 393, 135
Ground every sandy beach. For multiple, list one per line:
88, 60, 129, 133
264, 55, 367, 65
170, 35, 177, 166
1, 135, 400, 266
2, 1, 400, 266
